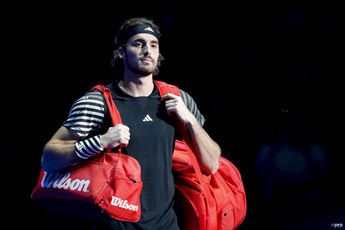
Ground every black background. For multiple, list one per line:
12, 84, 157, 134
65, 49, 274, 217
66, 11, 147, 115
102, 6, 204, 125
4, 0, 344, 229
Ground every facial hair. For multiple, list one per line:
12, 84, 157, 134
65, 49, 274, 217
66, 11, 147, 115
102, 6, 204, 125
125, 57, 156, 76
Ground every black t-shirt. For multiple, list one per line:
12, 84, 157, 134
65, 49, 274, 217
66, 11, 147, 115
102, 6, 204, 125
63, 81, 204, 230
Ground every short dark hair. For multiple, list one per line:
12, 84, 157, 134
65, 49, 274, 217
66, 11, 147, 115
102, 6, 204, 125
111, 17, 164, 76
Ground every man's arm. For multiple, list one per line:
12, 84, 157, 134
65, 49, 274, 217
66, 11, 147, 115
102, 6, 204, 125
162, 93, 221, 174
41, 126, 80, 172
183, 116, 221, 174
41, 124, 131, 172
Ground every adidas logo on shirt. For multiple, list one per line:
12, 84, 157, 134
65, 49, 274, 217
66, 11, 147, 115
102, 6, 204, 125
142, 114, 153, 122
144, 27, 154, 32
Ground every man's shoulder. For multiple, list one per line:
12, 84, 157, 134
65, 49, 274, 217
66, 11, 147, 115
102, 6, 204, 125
154, 80, 181, 96
72, 89, 105, 106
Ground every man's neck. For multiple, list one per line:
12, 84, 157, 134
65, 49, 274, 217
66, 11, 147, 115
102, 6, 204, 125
119, 76, 154, 97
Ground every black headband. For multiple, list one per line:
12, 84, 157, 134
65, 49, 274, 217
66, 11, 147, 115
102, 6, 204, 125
117, 24, 160, 46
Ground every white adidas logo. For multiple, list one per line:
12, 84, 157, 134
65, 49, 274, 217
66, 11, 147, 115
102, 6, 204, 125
142, 114, 153, 122
144, 27, 154, 32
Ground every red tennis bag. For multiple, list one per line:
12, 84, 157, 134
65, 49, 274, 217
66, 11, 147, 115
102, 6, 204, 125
31, 85, 143, 222
172, 140, 247, 230
155, 80, 247, 230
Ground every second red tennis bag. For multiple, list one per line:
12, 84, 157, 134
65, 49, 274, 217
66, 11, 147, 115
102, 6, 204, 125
155, 80, 247, 230
172, 140, 247, 230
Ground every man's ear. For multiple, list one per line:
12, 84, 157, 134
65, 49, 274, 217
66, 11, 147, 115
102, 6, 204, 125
118, 47, 124, 58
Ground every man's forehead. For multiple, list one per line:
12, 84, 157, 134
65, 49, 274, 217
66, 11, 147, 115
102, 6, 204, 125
128, 33, 159, 43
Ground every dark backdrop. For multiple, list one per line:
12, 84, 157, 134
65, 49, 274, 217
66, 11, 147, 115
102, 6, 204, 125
4, 0, 344, 229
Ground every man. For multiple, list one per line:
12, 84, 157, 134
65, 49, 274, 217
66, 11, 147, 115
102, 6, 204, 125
41, 17, 221, 229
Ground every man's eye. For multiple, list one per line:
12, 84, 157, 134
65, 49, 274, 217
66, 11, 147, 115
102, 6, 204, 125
134, 42, 143, 47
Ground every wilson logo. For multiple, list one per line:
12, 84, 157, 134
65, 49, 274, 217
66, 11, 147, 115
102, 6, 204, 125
111, 196, 139, 211
40, 171, 90, 192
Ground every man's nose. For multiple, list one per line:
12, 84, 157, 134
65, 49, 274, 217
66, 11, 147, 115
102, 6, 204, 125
143, 45, 151, 56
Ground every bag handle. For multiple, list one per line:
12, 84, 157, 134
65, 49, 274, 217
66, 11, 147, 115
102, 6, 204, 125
91, 84, 126, 152
154, 80, 207, 183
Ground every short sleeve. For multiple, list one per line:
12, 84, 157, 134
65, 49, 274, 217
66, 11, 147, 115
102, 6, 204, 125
180, 89, 205, 126
63, 90, 106, 138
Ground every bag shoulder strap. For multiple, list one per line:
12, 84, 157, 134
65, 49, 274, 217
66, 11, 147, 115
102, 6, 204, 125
154, 81, 207, 181
154, 80, 181, 97
91, 84, 122, 126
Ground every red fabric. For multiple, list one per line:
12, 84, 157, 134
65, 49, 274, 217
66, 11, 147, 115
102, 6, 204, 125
31, 85, 143, 222
173, 140, 247, 230
155, 80, 247, 230
154, 80, 181, 96
31, 152, 143, 222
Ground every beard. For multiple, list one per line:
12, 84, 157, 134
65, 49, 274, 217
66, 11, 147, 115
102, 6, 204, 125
125, 57, 156, 76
